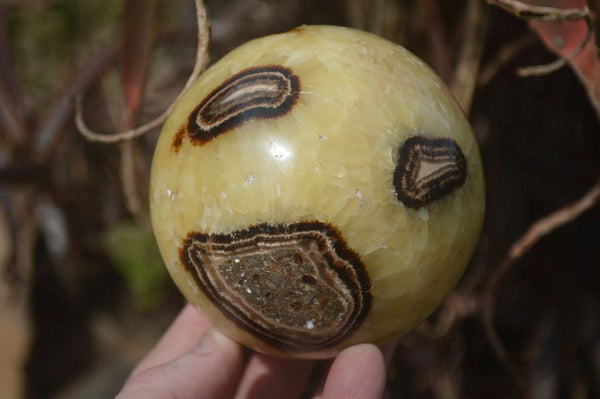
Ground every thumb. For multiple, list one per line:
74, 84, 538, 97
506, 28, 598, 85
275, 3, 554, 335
117, 328, 244, 399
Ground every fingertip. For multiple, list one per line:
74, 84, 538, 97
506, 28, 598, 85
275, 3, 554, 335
322, 344, 386, 399
118, 328, 245, 399
129, 304, 212, 378
179, 303, 209, 325
233, 352, 316, 399
192, 327, 245, 360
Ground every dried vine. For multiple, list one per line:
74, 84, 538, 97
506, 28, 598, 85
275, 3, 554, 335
75, 0, 210, 143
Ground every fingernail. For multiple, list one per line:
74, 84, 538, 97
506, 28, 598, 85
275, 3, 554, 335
194, 328, 217, 355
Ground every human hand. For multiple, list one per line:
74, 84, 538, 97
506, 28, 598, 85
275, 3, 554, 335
116, 304, 395, 399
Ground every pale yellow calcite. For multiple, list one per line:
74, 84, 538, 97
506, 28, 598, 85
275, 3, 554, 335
150, 25, 485, 358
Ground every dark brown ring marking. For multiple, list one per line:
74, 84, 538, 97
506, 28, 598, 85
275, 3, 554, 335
393, 136, 467, 208
179, 221, 371, 352
185, 65, 300, 146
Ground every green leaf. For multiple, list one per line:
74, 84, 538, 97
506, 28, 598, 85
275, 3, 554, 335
103, 221, 169, 310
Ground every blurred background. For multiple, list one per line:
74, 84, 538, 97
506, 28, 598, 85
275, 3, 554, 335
1, 0, 599, 398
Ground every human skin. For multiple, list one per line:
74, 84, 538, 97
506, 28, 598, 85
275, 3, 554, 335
116, 304, 396, 399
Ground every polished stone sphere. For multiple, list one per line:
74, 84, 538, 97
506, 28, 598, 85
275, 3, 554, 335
150, 25, 485, 358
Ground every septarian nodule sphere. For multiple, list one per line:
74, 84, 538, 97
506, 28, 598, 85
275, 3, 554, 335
150, 25, 485, 358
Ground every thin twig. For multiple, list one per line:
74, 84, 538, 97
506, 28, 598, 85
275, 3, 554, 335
370, 0, 387, 36
422, 0, 453, 83
487, 0, 589, 21
117, 0, 157, 225
480, 175, 600, 383
0, 75, 26, 145
120, 141, 147, 223
517, 14, 593, 77
75, 0, 210, 143
450, 0, 488, 114
486, 0, 593, 77
33, 46, 118, 159
0, 5, 26, 144
416, 293, 478, 339
478, 35, 535, 88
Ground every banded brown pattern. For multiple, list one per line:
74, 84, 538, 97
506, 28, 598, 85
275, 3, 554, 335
393, 136, 467, 209
179, 221, 371, 352
186, 65, 300, 145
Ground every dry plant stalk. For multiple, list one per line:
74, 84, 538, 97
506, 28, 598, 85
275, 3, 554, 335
477, 35, 535, 88
488, 0, 590, 19
480, 176, 600, 383
486, 0, 593, 76
416, 292, 478, 339
417, 3, 600, 387
450, 0, 488, 114
477, 1, 600, 382
75, 0, 210, 143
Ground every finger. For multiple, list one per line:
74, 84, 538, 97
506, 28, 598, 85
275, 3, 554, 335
234, 353, 316, 399
117, 328, 245, 399
130, 304, 211, 378
320, 344, 386, 399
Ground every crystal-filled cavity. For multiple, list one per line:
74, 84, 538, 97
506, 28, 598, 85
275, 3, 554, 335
184, 65, 300, 146
179, 221, 371, 351
393, 136, 467, 208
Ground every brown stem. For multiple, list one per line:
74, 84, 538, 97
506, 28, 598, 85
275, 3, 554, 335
75, 0, 210, 143
0, 5, 26, 144
487, 0, 589, 20
486, 0, 593, 77
33, 46, 118, 160
477, 35, 535, 88
450, 0, 489, 114
480, 175, 600, 384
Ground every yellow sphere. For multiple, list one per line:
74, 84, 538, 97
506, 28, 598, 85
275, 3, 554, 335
150, 25, 485, 358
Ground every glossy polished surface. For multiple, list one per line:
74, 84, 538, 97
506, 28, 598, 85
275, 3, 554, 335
150, 25, 485, 358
